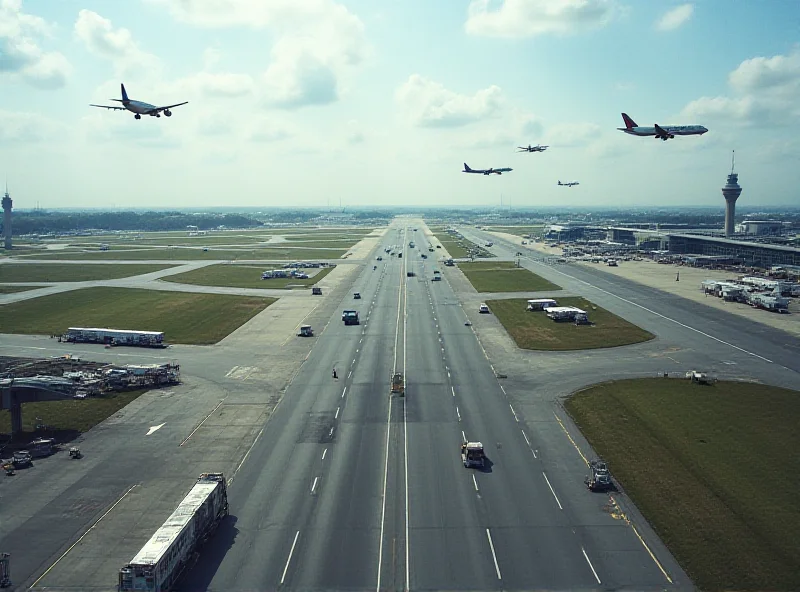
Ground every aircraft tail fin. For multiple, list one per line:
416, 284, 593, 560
463, 163, 472, 172
120, 83, 129, 102
621, 113, 637, 129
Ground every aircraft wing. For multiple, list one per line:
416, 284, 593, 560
90, 104, 127, 111
151, 101, 189, 114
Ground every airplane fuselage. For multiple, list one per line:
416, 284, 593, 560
619, 125, 708, 137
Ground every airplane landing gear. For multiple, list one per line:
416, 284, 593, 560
134, 113, 141, 120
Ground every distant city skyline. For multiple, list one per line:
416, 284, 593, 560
1, 1, 799, 209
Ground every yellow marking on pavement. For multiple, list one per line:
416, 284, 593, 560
553, 411, 589, 466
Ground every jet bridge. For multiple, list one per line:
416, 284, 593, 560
0, 377, 75, 436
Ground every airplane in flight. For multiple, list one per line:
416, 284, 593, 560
463, 163, 513, 175
517, 144, 548, 152
558, 180, 579, 187
90, 83, 188, 120
617, 112, 708, 141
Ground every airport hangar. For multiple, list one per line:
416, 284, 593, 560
556, 225, 800, 268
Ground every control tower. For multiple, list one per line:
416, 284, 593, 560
722, 151, 742, 237
2, 184, 11, 250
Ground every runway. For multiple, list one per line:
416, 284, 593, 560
179, 222, 689, 591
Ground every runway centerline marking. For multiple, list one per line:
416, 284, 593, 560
521, 430, 530, 446
472, 474, 479, 491
485, 529, 502, 580
321, 448, 327, 460
280, 531, 300, 585
342, 386, 347, 398
335, 407, 340, 419
509, 404, 518, 422
542, 472, 563, 510
311, 477, 319, 494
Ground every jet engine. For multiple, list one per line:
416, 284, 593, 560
164, 109, 172, 117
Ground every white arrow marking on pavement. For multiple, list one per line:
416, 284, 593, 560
146, 423, 166, 436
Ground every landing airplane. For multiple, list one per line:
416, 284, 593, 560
90, 83, 188, 120
558, 180, 579, 187
517, 144, 548, 152
617, 113, 707, 141
463, 163, 513, 176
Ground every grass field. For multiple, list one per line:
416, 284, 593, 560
0, 285, 46, 294
459, 261, 562, 292
0, 263, 175, 282
486, 296, 654, 350
0, 287, 274, 344
18, 247, 348, 261
0, 389, 148, 442
163, 264, 333, 289
565, 379, 800, 591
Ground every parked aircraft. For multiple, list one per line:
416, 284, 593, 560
90, 84, 188, 120
617, 113, 707, 141
463, 163, 513, 175
517, 144, 548, 152
558, 180, 579, 187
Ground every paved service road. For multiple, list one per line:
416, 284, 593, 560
181, 223, 690, 591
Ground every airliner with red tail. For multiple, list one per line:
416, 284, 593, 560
617, 113, 707, 141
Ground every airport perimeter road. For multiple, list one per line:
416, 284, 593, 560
461, 228, 800, 380
181, 228, 410, 591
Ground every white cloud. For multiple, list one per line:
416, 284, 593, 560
682, 50, 800, 125
150, 0, 370, 109
74, 10, 161, 79
465, 0, 619, 38
184, 71, 254, 97
0, 0, 71, 88
346, 120, 364, 144
396, 75, 504, 128
248, 118, 293, 142
655, 4, 693, 31
0, 109, 65, 142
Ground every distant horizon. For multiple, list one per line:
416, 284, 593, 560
8, 205, 800, 214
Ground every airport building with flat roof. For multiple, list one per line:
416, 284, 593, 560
667, 234, 800, 267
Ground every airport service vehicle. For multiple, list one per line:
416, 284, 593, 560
0, 552, 10, 588
297, 325, 314, 337
585, 459, 613, 492
312, 287, 322, 295
461, 442, 485, 469
432, 270, 441, 281
354, 292, 361, 299
478, 303, 490, 314
11, 451, 32, 468
607, 259, 618, 267
69, 447, 82, 459
377, 256, 383, 261
391, 372, 404, 395
373, 265, 377, 270
29, 438, 56, 458
342, 310, 360, 325
407, 271, 415, 277
398, 252, 402, 258
119, 473, 228, 592
409, 242, 415, 248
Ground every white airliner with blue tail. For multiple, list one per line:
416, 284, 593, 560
90, 84, 188, 120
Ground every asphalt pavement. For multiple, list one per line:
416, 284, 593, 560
1, 221, 751, 591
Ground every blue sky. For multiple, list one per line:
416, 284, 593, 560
1, 0, 799, 209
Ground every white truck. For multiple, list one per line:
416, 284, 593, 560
119, 473, 228, 592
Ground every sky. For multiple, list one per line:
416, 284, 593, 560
1, 0, 800, 210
